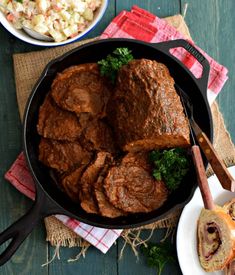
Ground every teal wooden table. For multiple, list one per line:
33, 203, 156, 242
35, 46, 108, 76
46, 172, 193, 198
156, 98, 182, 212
0, 1, 235, 274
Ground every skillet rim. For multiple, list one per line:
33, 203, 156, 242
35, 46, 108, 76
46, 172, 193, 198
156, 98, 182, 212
22, 38, 213, 229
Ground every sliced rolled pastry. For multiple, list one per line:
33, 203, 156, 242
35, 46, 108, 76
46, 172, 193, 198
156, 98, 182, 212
223, 199, 235, 275
223, 198, 235, 221
197, 207, 235, 272
224, 258, 235, 275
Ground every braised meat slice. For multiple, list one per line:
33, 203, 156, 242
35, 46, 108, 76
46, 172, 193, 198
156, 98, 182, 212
80, 119, 117, 153
37, 95, 82, 141
51, 63, 112, 118
94, 167, 126, 218
39, 138, 92, 172
109, 59, 190, 152
60, 165, 87, 202
79, 152, 111, 214
104, 152, 168, 213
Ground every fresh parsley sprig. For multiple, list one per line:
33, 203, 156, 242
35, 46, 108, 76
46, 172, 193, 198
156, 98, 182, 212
149, 148, 189, 191
141, 241, 176, 275
98, 47, 133, 83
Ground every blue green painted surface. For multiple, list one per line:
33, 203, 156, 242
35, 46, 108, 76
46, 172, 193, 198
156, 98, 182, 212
0, 0, 234, 274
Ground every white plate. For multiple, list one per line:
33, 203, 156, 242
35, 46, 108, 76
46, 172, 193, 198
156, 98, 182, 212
177, 166, 235, 275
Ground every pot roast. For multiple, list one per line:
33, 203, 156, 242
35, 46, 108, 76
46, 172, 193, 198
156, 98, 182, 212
104, 152, 168, 213
39, 138, 92, 172
51, 63, 112, 118
37, 94, 82, 141
79, 152, 109, 214
109, 59, 190, 152
37, 59, 190, 217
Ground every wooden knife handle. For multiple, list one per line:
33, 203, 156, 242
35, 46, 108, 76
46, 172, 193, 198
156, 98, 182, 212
191, 145, 215, 210
197, 131, 235, 191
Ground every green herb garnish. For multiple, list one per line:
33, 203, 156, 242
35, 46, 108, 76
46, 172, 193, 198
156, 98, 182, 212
97, 47, 133, 83
15, 0, 23, 3
141, 241, 176, 275
149, 148, 189, 191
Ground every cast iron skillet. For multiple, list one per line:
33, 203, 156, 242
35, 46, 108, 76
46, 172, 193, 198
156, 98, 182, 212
0, 38, 213, 265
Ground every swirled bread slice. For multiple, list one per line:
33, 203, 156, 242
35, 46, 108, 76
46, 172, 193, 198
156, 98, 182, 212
223, 199, 235, 274
225, 258, 235, 275
197, 207, 235, 272
223, 198, 235, 221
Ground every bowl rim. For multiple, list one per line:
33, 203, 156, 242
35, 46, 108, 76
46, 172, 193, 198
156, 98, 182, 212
0, 0, 109, 46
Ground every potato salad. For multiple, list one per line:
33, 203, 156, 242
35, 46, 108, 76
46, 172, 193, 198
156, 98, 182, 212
0, 0, 102, 42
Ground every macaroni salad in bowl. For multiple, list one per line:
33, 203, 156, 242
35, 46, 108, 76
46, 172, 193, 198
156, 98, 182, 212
0, 0, 102, 42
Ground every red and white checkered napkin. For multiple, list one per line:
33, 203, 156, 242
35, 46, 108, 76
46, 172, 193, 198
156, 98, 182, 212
101, 5, 228, 104
5, 6, 228, 253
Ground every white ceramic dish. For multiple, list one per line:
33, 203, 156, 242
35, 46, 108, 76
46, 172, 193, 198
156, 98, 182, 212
0, 0, 108, 46
177, 166, 235, 275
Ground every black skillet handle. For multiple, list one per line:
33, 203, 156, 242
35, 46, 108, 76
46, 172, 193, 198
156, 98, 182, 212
0, 192, 63, 266
153, 39, 210, 99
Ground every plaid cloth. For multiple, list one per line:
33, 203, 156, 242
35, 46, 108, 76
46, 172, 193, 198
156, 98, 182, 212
5, 6, 228, 253
101, 5, 228, 104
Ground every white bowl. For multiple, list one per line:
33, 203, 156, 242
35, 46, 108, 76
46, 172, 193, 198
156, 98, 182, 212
0, 0, 109, 47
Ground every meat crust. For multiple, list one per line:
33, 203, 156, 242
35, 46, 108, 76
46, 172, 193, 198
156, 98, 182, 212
94, 174, 125, 218
37, 95, 82, 141
79, 152, 110, 214
109, 59, 190, 152
60, 165, 87, 202
80, 119, 117, 153
104, 152, 168, 213
51, 63, 112, 118
39, 138, 92, 172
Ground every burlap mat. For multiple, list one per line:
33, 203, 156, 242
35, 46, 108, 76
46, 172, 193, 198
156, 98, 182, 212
13, 14, 235, 250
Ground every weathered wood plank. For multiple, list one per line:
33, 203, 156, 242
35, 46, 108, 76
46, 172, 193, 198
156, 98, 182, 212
116, 0, 180, 17
1, 1, 235, 275
48, 244, 117, 275
117, 230, 182, 275
0, 210, 48, 275
0, 24, 48, 274
181, 0, 235, 143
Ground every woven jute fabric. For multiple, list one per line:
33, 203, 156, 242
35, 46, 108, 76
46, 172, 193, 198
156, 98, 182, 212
13, 14, 235, 248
